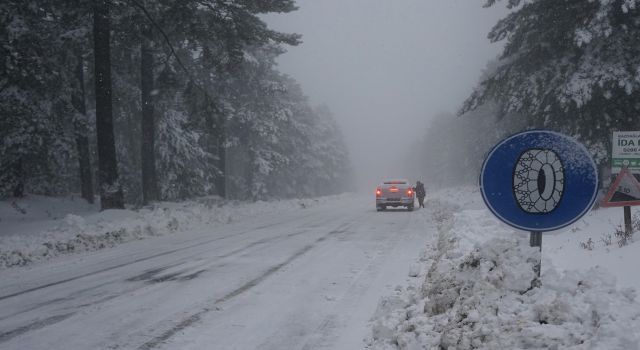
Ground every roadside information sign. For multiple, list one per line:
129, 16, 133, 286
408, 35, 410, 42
480, 130, 598, 232
601, 168, 640, 207
612, 131, 640, 174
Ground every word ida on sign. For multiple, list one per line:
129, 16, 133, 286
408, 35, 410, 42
612, 131, 640, 174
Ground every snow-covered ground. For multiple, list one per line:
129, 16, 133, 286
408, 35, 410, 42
2, 187, 640, 349
0, 193, 434, 349
369, 187, 640, 349
0, 194, 345, 269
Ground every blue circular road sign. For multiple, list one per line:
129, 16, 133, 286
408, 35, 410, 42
480, 130, 598, 231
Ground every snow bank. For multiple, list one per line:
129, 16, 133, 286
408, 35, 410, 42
370, 192, 640, 350
0, 194, 347, 269
544, 206, 640, 292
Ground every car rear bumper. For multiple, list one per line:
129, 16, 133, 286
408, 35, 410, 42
376, 197, 414, 206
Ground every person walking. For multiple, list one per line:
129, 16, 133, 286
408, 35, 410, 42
415, 181, 426, 208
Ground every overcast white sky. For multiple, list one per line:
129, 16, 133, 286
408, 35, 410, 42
264, 0, 509, 190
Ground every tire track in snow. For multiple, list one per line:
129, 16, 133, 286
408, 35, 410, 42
123, 229, 310, 283
135, 218, 362, 350
0, 209, 332, 302
298, 210, 423, 350
0, 313, 75, 343
0, 230, 309, 348
0, 211, 344, 345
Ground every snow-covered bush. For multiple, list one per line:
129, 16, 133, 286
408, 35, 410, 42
600, 233, 612, 247
580, 238, 595, 250
614, 225, 634, 247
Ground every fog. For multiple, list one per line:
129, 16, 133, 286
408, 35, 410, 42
265, 0, 509, 191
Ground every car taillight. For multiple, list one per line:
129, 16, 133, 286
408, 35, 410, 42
407, 189, 413, 196
376, 188, 382, 196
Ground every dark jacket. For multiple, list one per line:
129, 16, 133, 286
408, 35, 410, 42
415, 183, 425, 197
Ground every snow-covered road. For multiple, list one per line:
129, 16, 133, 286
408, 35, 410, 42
0, 197, 435, 350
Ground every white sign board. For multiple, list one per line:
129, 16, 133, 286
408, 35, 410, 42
612, 131, 640, 174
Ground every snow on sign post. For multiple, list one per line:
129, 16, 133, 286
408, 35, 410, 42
480, 130, 598, 279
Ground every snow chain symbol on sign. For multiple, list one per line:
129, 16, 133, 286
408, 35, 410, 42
513, 149, 565, 213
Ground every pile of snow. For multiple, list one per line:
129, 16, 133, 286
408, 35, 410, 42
0, 194, 100, 233
370, 192, 640, 349
0, 194, 347, 269
425, 185, 485, 211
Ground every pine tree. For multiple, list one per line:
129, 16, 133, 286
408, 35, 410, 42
463, 0, 640, 156
1, 0, 92, 198
93, 0, 124, 209
140, 23, 159, 204
1, 0, 352, 202
70, 50, 95, 204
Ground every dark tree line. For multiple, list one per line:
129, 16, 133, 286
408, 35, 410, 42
0, 0, 352, 209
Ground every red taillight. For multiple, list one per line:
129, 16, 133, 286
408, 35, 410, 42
376, 188, 382, 197
407, 189, 413, 196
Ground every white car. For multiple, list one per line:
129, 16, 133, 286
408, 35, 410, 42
375, 179, 415, 211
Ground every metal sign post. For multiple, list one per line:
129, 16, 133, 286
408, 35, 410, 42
481, 131, 598, 286
625, 206, 633, 236
529, 231, 542, 250
529, 231, 542, 278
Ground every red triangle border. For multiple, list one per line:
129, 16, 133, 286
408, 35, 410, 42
601, 168, 640, 207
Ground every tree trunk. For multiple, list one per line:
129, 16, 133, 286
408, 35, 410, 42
140, 27, 159, 204
12, 158, 24, 198
71, 52, 95, 204
247, 141, 257, 201
204, 97, 226, 199
93, 0, 124, 210
216, 114, 227, 198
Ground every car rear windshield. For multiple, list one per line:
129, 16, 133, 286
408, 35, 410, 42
383, 181, 407, 185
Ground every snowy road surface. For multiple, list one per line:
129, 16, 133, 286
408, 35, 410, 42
0, 197, 434, 349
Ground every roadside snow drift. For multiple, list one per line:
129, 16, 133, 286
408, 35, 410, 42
0, 195, 344, 269
370, 192, 640, 350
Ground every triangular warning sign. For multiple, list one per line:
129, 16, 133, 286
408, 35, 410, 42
602, 168, 640, 207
